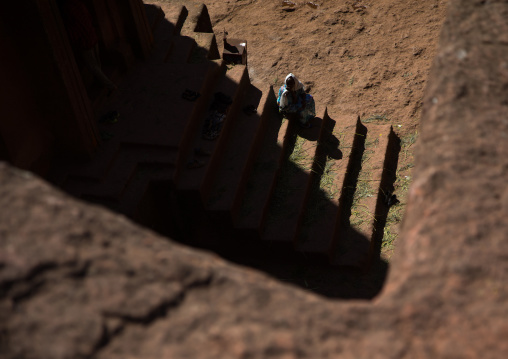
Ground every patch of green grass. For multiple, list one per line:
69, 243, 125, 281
299, 154, 339, 235
398, 163, 414, 172
400, 130, 418, 160
401, 130, 418, 147
348, 76, 355, 86
319, 158, 339, 200
382, 194, 404, 256
395, 170, 412, 192
364, 136, 379, 149
362, 114, 389, 123
359, 144, 376, 170
380, 141, 415, 258
347, 131, 381, 229
289, 136, 311, 171
352, 179, 374, 206
350, 204, 375, 227
382, 224, 397, 251
349, 176, 376, 228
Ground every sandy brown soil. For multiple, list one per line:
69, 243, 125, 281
203, 0, 447, 256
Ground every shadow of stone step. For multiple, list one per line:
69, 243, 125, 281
81, 178, 168, 224
145, 1, 187, 35
189, 32, 220, 63
50, 139, 121, 186
109, 163, 175, 219
229, 86, 278, 219
204, 85, 272, 221
159, 1, 214, 64
66, 145, 177, 200
294, 114, 363, 262
104, 61, 222, 149
145, 2, 187, 64
147, 11, 176, 64
172, 60, 228, 181
144, 3, 165, 33
331, 123, 399, 268
234, 106, 290, 233
177, 2, 218, 62
175, 64, 250, 200
261, 114, 327, 245
180, 3, 214, 34
166, 35, 196, 63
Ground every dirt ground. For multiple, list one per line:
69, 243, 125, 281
202, 0, 447, 258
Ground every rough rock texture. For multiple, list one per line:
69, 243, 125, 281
381, 0, 508, 354
0, 163, 369, 359
2, 0, 508, 358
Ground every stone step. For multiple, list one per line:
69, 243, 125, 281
144, 3, 165, 33
173, 60, 227, 181
180, 3, 214, 34
59, 139, 121, 182
230, 87, 278, 221
144, 1, 187, 64
64, 145, 177, 200
89, 65, 123, 111
147, 1, 216, 64
166, 35, 196, 64
83, 163, 175, 220
331, 123, 398, 268
116, 163, 175, 219
175, 65, 250, 200
52, 60, 221, 191
294, 114, 364, 261
261, 114, 328, 244
204, 84, 270, 219
45, 141, 117, 187
189, 32, 220, 63
45, 164, 70, 188
145, 1, 188, 35
177, 2, 218, 63
100, 61, 221, 149
147, 9, 176, 64
234, 103, 289, 232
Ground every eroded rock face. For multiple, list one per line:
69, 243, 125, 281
381, 0, 508, 355
2, 0, 508, 357
0, 163, 370, 358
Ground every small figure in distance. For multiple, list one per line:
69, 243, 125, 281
277, 73, 316, 128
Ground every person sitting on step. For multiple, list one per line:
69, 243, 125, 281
277, 73, 315, 128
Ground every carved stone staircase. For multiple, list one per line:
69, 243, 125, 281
47, 1, 400, 269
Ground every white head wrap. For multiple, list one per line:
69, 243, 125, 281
280, 73, 304, 108
285, 73, 304, 91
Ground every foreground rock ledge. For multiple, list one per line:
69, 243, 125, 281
2, 0, 508, 357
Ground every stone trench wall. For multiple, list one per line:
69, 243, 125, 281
2, 0, 508, 357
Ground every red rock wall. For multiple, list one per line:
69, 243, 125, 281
0, 0, 152, 173
2, 0, 508, 358
0, 0, 98, 171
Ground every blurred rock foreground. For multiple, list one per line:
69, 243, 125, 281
2, 0, 508, 357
